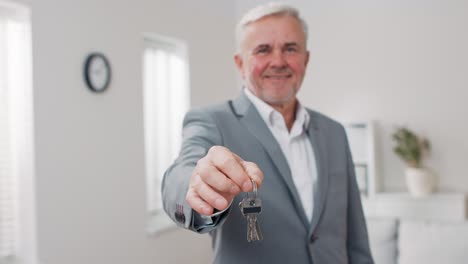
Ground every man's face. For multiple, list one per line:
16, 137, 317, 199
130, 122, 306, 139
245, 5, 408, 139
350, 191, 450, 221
235, 15, 309, 106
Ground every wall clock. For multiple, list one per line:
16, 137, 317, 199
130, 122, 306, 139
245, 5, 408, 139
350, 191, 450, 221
83, 52, 111, 93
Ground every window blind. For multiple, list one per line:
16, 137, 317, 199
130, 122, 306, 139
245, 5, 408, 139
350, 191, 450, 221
0, 14, 17, 259
0, 3, 33, 260
143, 35, 190, 234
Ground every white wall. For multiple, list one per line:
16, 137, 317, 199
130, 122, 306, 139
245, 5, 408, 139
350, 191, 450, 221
15, 0, 238, 263
13, 0, 468, 263
235, 0, 468, 193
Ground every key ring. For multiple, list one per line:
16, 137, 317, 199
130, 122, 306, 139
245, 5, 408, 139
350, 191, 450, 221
248, 179, 257, 200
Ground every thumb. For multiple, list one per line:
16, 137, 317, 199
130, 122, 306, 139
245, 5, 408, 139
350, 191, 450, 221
240, 160, 263, 189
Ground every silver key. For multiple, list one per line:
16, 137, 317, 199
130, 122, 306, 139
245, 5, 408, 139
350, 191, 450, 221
239, 179, 263, 242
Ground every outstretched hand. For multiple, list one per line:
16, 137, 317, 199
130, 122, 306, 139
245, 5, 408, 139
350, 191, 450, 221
186, 146, 264, 216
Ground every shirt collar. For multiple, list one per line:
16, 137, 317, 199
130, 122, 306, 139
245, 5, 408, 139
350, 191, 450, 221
243, 88, 310, 132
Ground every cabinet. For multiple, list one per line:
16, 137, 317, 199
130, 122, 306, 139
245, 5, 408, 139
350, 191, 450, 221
362, 192, 467, 221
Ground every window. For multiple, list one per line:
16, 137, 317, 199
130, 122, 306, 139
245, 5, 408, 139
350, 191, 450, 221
142, 34, 190, 234
0, 1, 36, 263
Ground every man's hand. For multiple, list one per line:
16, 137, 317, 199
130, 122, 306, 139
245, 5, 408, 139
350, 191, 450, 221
186, 146, 264, 216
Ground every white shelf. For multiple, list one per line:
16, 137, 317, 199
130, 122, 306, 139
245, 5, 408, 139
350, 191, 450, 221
362, 192, 467, 222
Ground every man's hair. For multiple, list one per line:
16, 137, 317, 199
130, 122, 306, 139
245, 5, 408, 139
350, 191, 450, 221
235, 2, 308, 53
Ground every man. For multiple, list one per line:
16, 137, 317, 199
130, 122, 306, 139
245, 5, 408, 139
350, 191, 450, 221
162, 3, 374, 264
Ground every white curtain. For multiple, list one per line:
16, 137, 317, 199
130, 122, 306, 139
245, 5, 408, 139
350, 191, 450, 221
0, 2, 34, 261
143, 36, 190, 216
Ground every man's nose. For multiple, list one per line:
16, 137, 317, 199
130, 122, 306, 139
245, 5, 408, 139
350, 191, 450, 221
270, 50, 287, 68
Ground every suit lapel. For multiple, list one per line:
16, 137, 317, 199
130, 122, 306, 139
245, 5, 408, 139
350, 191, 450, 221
232, 93, 309, 228
307, 110, 330, 235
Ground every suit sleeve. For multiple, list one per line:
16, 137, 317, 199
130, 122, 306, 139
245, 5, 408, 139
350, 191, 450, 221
344, 130, 375, 264
161, 107, 232, 233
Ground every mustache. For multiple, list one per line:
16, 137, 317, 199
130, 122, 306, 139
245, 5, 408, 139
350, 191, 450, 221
263, 66, 292, 76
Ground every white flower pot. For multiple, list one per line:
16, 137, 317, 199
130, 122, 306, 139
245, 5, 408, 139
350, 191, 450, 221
405, 167, 435, 197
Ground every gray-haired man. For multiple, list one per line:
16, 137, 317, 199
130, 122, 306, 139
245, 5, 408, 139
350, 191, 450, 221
162, 3, 374, 263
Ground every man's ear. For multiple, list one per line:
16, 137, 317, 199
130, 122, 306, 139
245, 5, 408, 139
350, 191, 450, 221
234, 54, 245, 79
304, 51, 310, 67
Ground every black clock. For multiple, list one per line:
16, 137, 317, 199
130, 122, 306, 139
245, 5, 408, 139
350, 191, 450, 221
83, 52, 111, 93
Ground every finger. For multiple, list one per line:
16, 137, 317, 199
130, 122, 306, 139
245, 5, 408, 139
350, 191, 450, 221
196, 180, 229, 211
231, 152, 244, 163
208, 146, 251, 192
186, 188, 213, 216
198, 167, 241, 195
233, 153, 263, 190
241, 161, 264, 188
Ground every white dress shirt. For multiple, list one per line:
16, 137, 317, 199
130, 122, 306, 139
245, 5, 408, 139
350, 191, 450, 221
244, 88, 318, 222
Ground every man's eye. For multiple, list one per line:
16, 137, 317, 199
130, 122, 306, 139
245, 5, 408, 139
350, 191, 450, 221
286, 47, 298, 52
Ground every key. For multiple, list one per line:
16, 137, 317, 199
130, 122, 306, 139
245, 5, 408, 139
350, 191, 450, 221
242, 198, 262, 241
247, 213, 263, 241
239, 179, 263, 242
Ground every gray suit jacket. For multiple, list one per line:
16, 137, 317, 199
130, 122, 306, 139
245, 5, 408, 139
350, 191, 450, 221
162, 92, 374, 264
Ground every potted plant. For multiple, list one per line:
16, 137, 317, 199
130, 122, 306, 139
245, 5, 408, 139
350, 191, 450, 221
392, 127, 435, 196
